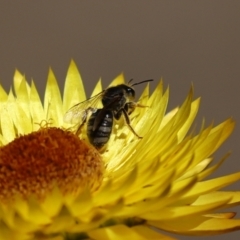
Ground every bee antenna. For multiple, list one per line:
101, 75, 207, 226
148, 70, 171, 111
128, 78, 134, 85
131, 79, 154, 87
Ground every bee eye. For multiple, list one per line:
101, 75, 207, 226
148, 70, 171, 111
126, 88, 135, 97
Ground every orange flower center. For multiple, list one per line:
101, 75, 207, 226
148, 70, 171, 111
0, 127, 104, 201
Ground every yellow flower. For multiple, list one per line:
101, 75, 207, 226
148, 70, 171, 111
0, 60, 239, 240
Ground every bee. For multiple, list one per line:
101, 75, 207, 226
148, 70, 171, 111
86, 101, 139, 149
64, 79, 153, 149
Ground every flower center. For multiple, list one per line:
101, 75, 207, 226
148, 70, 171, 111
0, 127, 104, 202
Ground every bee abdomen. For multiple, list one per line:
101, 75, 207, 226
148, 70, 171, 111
87, 110, 113, 148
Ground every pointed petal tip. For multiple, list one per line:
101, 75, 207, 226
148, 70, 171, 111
109, 73, 126, 86
47, 67, 54, 75
189, 84, 194, 98
14, 68, 23, 77
69, 59, 79, 70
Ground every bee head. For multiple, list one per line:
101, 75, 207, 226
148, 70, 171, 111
122, 79, 153, 101
124, 85, 135, 99
128, 79, 153, 97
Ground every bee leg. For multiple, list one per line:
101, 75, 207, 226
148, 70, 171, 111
76, 107, 94, 136
121, 108, 142, 139
135, 103, 149, 108
130, 102, 149, 109
76, 115, 87, 136
125, 102, 148, 115
76, 122, 85, 135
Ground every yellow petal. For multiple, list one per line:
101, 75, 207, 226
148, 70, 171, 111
108, 73, 125, 87
193, 191, 240, 208
183, 172, 240, 199
90, 79, 103, 97
140, 197, 230, 220
88, 224, 174, 240
0, 84, 8, 103
44, 68, 63, 125
63, 60, 86, 112
132, 225, 177, 240
177, 98, 200, 142
29, 81, 45, 130
0, 221, 32, 240
149, 217, 240, 235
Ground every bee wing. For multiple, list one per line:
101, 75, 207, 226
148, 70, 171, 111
63, 108, 88, 124
63, 91, 104, 124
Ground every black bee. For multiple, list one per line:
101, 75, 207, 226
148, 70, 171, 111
64, 79, 153, 149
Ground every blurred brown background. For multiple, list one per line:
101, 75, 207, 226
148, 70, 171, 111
0, 1, 239, 239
